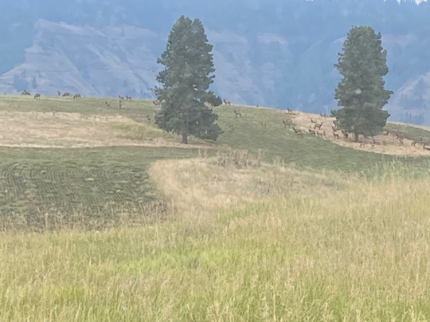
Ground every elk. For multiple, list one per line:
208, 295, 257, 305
62, 92, 70, 97
310, 118, 317, 124
359, 142, 366, 148
118, 95, 124, 100
126, 95, 132, 100
317, 131, 325, 138
146, 115, 151, 123
233, 109, 242, 118
292, 127, 303, 137
224, 99, 231, 105
320, 113, 329, 118
412, 141, 418, 147
332, 126, 339, 132
341, 129, 348, 139
153, 99, 161, 106
333, 132, 340, 139
260, 122, 266, 128
57, 90, 61, 96
395, 132, 404, 139
73, 93, 81, 99
118, 100, 122, 109
22, 90, 31, 95
34, 93, 41, 99
423, 144, 430, 151
308, 129, 316, 136
282, 119, 292, 128
287, 108, 293, 114
314, 122, 323, 130
229, 125, 234, 133
398, 138, 404, 146
105, 101, 110, 107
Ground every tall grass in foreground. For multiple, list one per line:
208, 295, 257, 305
2, 173, 430, 320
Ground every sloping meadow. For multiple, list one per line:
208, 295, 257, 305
1, 157, 430, 320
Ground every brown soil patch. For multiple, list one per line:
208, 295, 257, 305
0, 111, 209, 149
289, 111, 430, 157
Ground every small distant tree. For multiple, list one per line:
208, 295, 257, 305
154, 15, 223, 144
332, 26, 393, 142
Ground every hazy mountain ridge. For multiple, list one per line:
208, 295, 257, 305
1, 0, 430, 124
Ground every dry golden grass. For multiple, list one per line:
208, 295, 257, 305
149, 150, 348, 215
1, 162, 430, 320
0, 111, 209, 149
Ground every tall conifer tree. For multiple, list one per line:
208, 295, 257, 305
333, 26, 393, 142
154, 16, 222, 144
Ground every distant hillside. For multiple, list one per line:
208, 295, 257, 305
1, 0, 430, 124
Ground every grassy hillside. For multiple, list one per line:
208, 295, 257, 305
0, 95, 430, 230
2, 96, 430, 320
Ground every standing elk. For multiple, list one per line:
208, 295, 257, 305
118, 100, 122, 110
118, 95, 124, 100
73, 93, 81, 99
153, 99, 161, 106
62, 92, 70, 97
260, 122, 267, 128
292, 127, 303, 137
282, 119, 292, 128
333, 132, 340, 139
34, 93, 41, 99
308, 129, 316, 136
233, 109, 242, 118
105, 101, 110, 107
287, 108, 294, 114
224, 99, 231, 105
314, 122, 323, 130
126, 96, 132, 100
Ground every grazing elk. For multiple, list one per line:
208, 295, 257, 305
73, 93, 81, 99
292, 127, 303, 137
314, 122, 323, 130
224, 99, 231, 105
34, 93, 41, 99
233, 109, 242, 118
62, 92, 70, 97
282, 119, 292, 128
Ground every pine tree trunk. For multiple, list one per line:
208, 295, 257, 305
354, 132, 359, 142
182, 132, 188, 144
